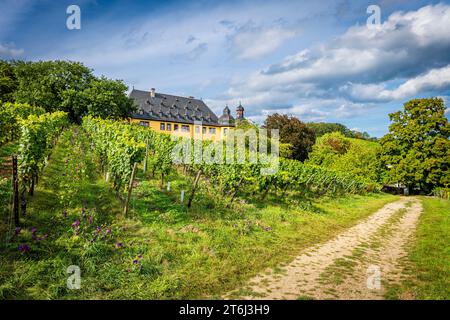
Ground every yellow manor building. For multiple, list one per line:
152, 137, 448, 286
129, 88, 245, 141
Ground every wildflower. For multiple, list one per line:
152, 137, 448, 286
105, 228, 112, 235
95, 226, 102, 234
116, 242, 123, 248
42, 233, 48, 240
133, 259, 138, 264
88, 216, 93, 225
30, 227, 37, 234
14, 227, 21, 235
264, 226, 272, 231
138, 254, 143, 259
18, 244, 30, 253
72, 220, 80, 228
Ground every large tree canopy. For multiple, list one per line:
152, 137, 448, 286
0, 60, 135, 122
0, 60, 17, 103
263, 113, 316, 162
380, 98, 450, 193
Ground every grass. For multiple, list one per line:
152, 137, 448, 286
0, 126, 399, 299
384, 197, 450, 300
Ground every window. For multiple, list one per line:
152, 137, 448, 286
139, 121, 149, 127
195, 126, 200, 133
202, 127, 206, 134
181, 125, 190, 132
160, 123, 165, 131
174, 124, 179, 131
167, 123, 172, 131
223, 128, 228, 135
209, 127, 216, 134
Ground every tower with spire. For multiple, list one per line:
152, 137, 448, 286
236, 101, 245, 120
218, 104, 235, 125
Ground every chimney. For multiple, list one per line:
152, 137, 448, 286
150, 88, 156, 98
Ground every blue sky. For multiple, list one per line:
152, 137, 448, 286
1, 0, 450, 136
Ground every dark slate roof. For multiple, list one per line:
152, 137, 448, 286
130, 89, 230, 126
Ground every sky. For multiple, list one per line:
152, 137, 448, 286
1, 0, 450, 137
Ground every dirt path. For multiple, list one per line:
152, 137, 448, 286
228, 197, 422, 300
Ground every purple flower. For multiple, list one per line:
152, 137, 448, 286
88, 216, 93, 225
116, 242, 123, 248
95, 226, 102, 234
264, 226, 272, 231
18, 244, 30, 253
65, 159, 69, 164
42, 233, 48, 240
14, 227, 21, 235
133, 259, 138, 264
106, 228, 112, 235
138, 255, 143, 259
30, 227, 37, 234
72, 220, 80, 228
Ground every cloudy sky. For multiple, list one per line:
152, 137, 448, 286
1, 0, 450, 136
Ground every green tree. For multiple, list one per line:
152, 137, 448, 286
0, 60, 17, 102
380, 98, 450, 193
8, 60, 135, 122
13, 60, 93, 118
64, 77, 135, 120
307, 122, 354, 138
263, 113, 316, 162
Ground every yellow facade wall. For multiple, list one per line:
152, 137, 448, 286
129, 118, 232, 141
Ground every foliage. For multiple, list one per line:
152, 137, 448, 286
18, 111, 68, 190
82, 116, 146, 192
0, 60, 17, 103
0, 102, 46, 146
307, 122, 355, 138
308, 132, 383, 183
380, 98, 450, 193
62, 77, 135, 121
5, 60, 134, 122
263, 113, 316, 162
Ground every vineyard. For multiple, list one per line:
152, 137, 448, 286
0, 109, 391, 299
81, 116, 374, 214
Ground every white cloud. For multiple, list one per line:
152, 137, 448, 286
0, 43, 24, 57
231, 24, 297, 59
343, 65, 450, 102
215, 3, 450, 124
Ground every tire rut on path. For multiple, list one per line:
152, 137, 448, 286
227, 197, 422, 300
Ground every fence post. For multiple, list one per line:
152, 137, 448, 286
12, 155, 19, 226
123, 162, 138, 217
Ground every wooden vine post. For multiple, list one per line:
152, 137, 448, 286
187, 169, 202, 208
12, 155, 19, 226
123, 162, 138, 217
143, 137, 149, 173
